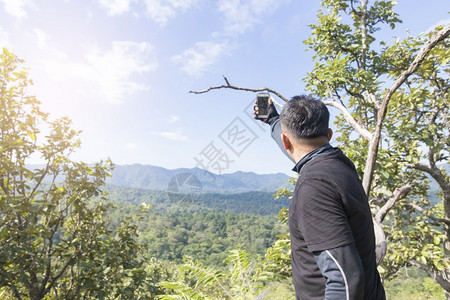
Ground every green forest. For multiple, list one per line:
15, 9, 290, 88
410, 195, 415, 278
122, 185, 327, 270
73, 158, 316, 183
108, 200, 286, 266
105, 193, 447, 299
1, 0, 449, 299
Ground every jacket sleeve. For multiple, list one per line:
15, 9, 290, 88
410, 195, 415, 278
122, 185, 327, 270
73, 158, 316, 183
270, 117, 295, 163
313, 244, 364, 300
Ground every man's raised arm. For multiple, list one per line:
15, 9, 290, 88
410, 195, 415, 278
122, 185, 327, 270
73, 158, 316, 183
254, 98, 294, 163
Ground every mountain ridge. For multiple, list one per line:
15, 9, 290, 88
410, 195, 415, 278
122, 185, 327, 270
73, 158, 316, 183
107, 164, 292, 193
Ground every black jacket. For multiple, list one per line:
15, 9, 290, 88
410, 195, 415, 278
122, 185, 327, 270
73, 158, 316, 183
270, 118, 385, 300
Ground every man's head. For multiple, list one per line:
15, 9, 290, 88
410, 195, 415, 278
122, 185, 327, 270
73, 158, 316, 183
279, 95, 332, 160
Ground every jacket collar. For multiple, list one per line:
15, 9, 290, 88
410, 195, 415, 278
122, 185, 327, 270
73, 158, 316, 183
292, 143, 334, 174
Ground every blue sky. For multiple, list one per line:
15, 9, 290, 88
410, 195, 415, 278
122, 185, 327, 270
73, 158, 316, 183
0, 0, 448, 175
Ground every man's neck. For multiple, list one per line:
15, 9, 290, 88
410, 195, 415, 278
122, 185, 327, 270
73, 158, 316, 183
291, 146, 317, 163
291, 138, 330, 163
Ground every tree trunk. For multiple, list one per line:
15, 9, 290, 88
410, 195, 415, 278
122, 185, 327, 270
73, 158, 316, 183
373, 219, 387, 265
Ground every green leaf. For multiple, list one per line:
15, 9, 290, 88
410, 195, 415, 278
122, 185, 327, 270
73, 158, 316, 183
433, 236, 441, 245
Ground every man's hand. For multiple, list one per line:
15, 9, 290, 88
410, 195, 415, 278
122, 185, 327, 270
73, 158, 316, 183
253, 97, 279, 125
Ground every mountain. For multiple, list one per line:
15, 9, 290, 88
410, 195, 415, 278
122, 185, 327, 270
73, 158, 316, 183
107, 164, 292, 193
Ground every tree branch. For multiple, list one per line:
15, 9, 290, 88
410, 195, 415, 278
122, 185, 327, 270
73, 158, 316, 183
312, 74, 339, 104
378, 24, 450, 127
375, 184, 412, 223
323, 100, 373, 140
189, 76, 290, 103
6, 283, 23, 300
407, 260, 450, 293
405, 203, 450, 227
362, 24, 450, 195
45, 256, 77, 295
350, 0, 362, 16
413, 163, 449, 190
42, 225, 59, 294
311, 74, 373, 140
366, 92, 380, 110
360, 0, 368, 69
28, 161, 51, 200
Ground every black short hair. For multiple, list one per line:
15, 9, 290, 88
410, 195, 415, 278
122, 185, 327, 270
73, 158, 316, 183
279, 95, 329, 140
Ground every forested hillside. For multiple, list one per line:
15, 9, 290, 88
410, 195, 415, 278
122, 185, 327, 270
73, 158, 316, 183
105, 185, 290, 215
104, 185, 290, 266
107, 202, 287, 266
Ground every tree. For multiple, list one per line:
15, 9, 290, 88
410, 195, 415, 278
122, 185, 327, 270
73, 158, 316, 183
190, 0, 450, 294
0, 48, 147, 299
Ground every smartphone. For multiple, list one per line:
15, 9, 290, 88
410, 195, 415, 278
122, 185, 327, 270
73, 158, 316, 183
256, 93, 270, 118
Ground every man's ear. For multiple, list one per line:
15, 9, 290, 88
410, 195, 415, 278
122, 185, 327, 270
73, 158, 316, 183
281, 133, 291, 151
328, 128, 333, 141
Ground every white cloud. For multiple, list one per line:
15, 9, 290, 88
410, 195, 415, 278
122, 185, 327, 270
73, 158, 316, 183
152, 131, 188, 141
96, 0, 199, 25
37, 35, 158, 104
218, 0, 284, 35
171, 0, 287, 76
169, 115, 180, 124
0, 0, 32, 18
84, 41, 157, 103
141, 0, 175, 25
172, 41, 231, 77
97, 0, 131, 15
142, 0, 199, 25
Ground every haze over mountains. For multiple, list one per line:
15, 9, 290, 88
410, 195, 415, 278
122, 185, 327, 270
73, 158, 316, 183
107, 164, 292, 193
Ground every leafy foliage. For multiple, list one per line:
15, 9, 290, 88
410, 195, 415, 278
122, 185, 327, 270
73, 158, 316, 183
159, 242, 290, 299
0, 48, 161, 300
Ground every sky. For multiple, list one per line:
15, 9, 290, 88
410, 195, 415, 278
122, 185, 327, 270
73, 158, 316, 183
0, 0, 448, 176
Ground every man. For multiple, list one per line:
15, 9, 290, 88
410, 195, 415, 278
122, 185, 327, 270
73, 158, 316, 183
255, 95, 385, 299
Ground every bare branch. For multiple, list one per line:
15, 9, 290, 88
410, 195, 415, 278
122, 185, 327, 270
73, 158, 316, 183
323, 100, 373, 140
189, 77, 289, 103
271, 97, 285, 109
375, 185, 412, 223
223, 75, 231, 86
